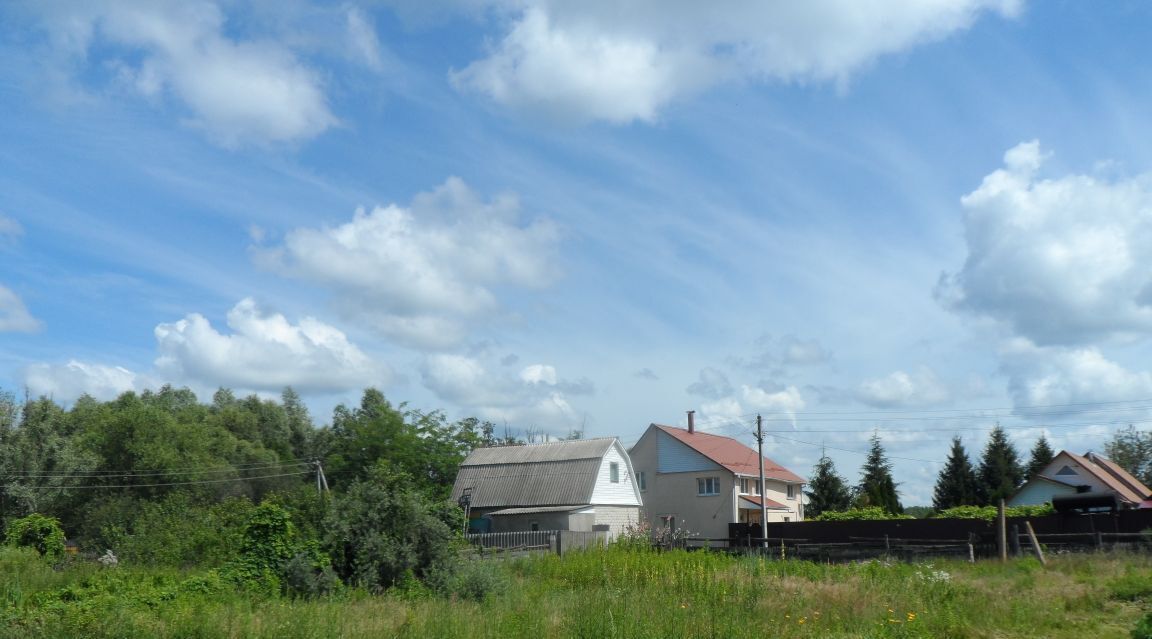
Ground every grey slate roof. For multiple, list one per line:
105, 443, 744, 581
451, 438, 617, 509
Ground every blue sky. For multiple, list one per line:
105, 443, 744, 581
4, 0, 1152, 505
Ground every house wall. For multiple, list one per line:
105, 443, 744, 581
734, 476, 803, 522
486, 511, 595, 533
1037, 454, 1114, 495
589, 443, 643, 506
1008, 480, 1079, 507
593, 505, 641, 538
627, 428, 734, 540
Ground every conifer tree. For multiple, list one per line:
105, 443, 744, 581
1025, 434, 1055, 477
932, 436, 979, 510
805, 450, 853, 518
856, 433, 902, 515
977, 425, 1023, 505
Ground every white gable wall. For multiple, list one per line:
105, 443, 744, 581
590, 442, 643, 506
1038, 453, 1113, 494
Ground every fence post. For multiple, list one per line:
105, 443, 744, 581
1010, 524, 1021, 557
997, 499, 1008, 563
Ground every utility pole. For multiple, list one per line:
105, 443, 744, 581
313, 460, 330, 496
756, 414, 768, 548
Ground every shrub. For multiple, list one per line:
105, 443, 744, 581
281, 545, 340, 599
5, 513, 66, 561
812, 507, 914, 521
1134, 610, 1152, 639
614, 519, 654, 551
432, 558, 507, 602
933, 504, 1055, 520
323, 464, 463, 593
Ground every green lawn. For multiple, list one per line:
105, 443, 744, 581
2, 547, 1149, 638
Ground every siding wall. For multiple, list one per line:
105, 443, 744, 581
656, 430, 723, 473
589, 443, 643, 505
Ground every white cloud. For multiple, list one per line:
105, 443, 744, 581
0, 285, 40, 332
153, 298, 385, 393
450, 0, 1021, 122
24, 360, 140, 401
345, 7, 385, 71
999, 339, 1152, 417
939, 140, 1152, 345
856, 367, 951, 408
40, 1, 335, 145
420, 354, 584, 432
686, 367, 733, 400
734, 333, 833, 372
741, 384, 806, 428
257, 177, 560, 349
0, 216, 23, 241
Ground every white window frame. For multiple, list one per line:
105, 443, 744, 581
787, 484, 796, 500
697, 477, 720, 496
609, 462, 620, 483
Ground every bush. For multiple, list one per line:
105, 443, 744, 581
1134, 610, 1152, 639
432, 558, 507, 602
281, 546, 340, 599
323, 465, 463, 593
5, 513, 66, 560
933, 504, 1055, 520
812, 507, 914, 521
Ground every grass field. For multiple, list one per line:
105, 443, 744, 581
2, 546, 1149, 638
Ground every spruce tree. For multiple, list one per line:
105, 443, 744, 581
932, 436, 979, 510
977, 425, 1023, 505
1025, 434, 1055, 477
805, 451, 853, 518
856, 433, 902, 515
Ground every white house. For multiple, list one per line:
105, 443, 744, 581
628, 420, 805, 541
450, 438, 642, 537
1009, 450, 1151, 509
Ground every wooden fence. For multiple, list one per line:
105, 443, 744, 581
465, 529, 609, 557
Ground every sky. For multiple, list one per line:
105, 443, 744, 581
3, 0, 1152, 506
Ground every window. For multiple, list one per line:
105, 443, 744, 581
530, 521, 539, 531
697, 477, 720, 496
787, 484, 796, 500
610, 462, 620, 483
739, 478, 751, 494
638, 471, 647, 491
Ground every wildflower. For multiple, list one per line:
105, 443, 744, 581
798, 617, 806, 625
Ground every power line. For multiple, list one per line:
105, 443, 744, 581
4, 470, 312, 490
5, 460, 311, 479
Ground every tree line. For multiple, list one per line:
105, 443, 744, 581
804, 425, 1152, 519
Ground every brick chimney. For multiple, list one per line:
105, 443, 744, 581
687, 410, 695, 434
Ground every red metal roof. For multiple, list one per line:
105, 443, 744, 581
653, 424, 804, 483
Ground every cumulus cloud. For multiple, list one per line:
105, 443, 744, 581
999, 339, 1152, 418
939, 140, 1152, 345
733, 333, 833, 373
154, 298, 385, 393
257, 177, 561, 350
39, 1, 336, 145
741, 384, 805, 428
24, 360, 141, 401
0, 285, 40, 332
856, 367, 952, 408
686, 367, 734, 400
450, 0, 1021, 122
420, 354, 586, 432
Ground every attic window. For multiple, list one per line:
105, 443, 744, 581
1055, 465, 1078, 476
610, 462, 620, 483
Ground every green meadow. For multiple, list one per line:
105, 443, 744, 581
3, 546, 1150, 639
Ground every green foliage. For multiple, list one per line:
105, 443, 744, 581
1106, 425, 1152, 487
1026, 435, 1055, 477
805, 452, 853, 518
323, 464, 463, 593
933, 503, 1054, 520
612, 519, 655, 551
1135, 610, 1152, 639
933, 436, 980, 510
326, 389, 491, 499
5, 513, 66, 560
977, 425, 1023, 505
902, 506, 933, 518
856, 434, 902, 515
812, 506, 914, 521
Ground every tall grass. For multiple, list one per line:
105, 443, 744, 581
1, 546, 1148, 638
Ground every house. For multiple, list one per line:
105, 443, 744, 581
450, 438, 642, 537
628, 416, 805, 541
1009, 450, 1152, 509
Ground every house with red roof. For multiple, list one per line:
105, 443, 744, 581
628, 416, 805, 541
1009, 450, 1152, 509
